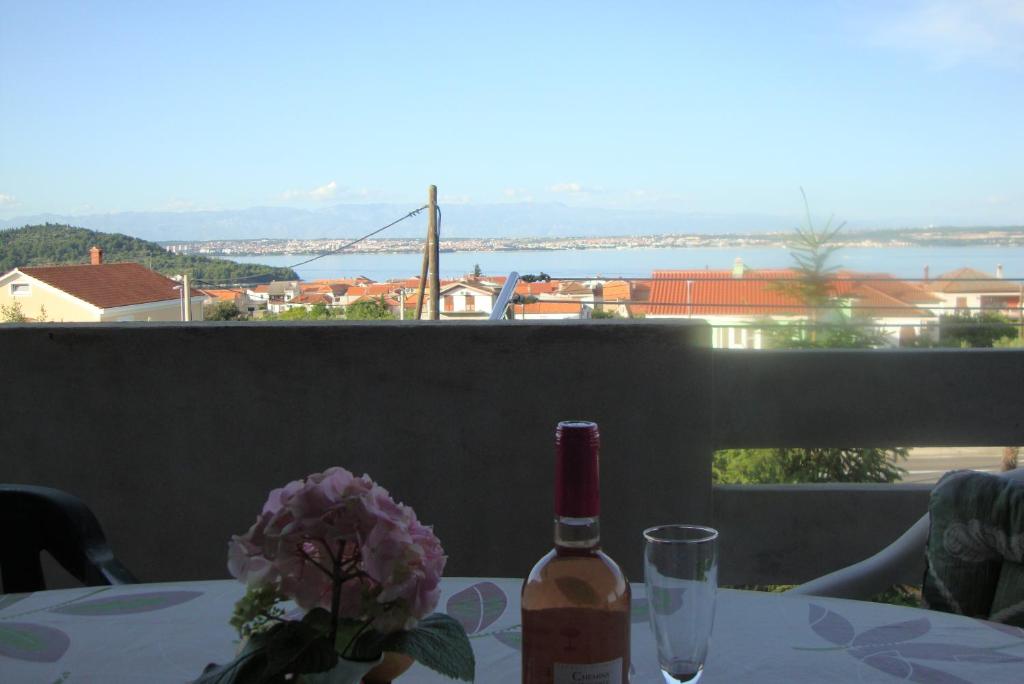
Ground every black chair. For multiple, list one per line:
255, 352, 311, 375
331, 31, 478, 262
0, 484, 138, 593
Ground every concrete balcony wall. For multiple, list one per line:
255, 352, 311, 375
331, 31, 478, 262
713, 484, 933, 585
1, 320, 712, 583
2, 323, 1021, 588
709, 347, 1024, 585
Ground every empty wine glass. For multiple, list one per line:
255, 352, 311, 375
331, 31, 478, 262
642, 525, 718, 683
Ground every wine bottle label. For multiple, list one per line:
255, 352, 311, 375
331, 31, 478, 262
552, 657, 623, 683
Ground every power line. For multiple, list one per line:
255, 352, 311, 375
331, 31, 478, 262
196, 205, 429, 286
285, 205, 428, 271
534, 275, 1024, 283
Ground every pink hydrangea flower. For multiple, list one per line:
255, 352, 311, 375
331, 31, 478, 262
227, 467, 446, 633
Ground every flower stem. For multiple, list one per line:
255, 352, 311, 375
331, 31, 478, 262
343, 619, 374, 659
298, 545, 335, 579
329, 546, 342, 645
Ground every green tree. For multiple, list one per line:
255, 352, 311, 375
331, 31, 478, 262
939, 311, 1018, 348
276, 307, 316, 321
1, 301, 27, 323
472, 263, 482, 278
770, 190, 845, 343
591, 309, 620, 319
994, 335, 1024, 348
713, 447, 907, 484
308, 302, 336, 320
205, 301, 242, 321
0, 224, 297, 283
345, 298, 395, 320
762, 320, 890, 349
715, 194, 907, 485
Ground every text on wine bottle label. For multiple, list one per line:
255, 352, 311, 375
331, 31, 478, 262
553, 657, 623, 683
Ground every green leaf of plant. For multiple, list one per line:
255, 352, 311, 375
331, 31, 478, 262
300, 656, 384, 684
331, 618, 371, 656
300, 608, 333, 635
370, 613, 475, 681
264, 621, 338, 677
192, 631, 277, 684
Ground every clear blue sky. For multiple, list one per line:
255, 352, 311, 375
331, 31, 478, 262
1, 1, 1022, 225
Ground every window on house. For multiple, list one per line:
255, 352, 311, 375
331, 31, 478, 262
465, 295, 475, 312
444, 295, 454, 312
955, 297, 968, 312
10, 283, 30, 296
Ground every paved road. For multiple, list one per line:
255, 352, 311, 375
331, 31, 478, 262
902, 446, 1013, 483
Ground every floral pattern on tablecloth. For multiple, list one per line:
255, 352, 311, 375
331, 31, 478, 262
807, 604, 1024, 683
6, 580, 1024, 682
0, 588, 203, 663
0, 621, 70, 662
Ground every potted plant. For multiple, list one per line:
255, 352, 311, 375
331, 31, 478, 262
196, 467, 474, 683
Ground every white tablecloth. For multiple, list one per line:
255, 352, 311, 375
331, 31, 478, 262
2, 578, 1022, 683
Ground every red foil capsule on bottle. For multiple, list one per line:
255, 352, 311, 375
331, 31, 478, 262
554, 420, 600, 518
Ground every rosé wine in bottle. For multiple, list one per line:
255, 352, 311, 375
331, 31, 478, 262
521, 421, 631, 684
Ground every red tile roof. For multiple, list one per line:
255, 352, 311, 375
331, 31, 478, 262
20, 263, 184, 309
848, 285, 936, 318
602, 279, 652, 302
345, 284, 399, 297
290, 293, 333, 305
515, 281, 559, 295
601, 280, 631, 301
300, 283, 333, 295
930, 268, 1019, 294
646, 268, 942, 319
646, 269, 808, 316
311, 277, 374, 286
199, 288, 239, 302
351, 294, 400, 306
836, 272, 940, 304
520, 301, 583, 314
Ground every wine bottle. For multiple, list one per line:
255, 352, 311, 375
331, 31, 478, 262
522, 421, 631, 684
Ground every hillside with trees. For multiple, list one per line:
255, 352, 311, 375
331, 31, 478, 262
0, 224, 297, 284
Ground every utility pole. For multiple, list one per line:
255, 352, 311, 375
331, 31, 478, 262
182, 273, 193, 321
414, 191, 432, 320
428, 185, 439, 320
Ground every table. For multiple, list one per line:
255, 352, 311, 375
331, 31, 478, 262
2, 578, 1022, 683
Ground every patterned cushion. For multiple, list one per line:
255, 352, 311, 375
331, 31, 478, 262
921, 470, 1024, 627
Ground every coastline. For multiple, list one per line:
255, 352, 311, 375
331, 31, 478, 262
222, 244, 1024, 282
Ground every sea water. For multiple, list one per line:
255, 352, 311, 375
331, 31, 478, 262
228, 245, 1024, 282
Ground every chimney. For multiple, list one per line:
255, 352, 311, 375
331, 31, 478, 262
732, 257, 745, 278
996, 264, 1004, 279
89, 246, 103, 265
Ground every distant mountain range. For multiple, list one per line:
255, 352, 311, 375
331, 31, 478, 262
0, 203, 808, 242
2, 203, 1015, 243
